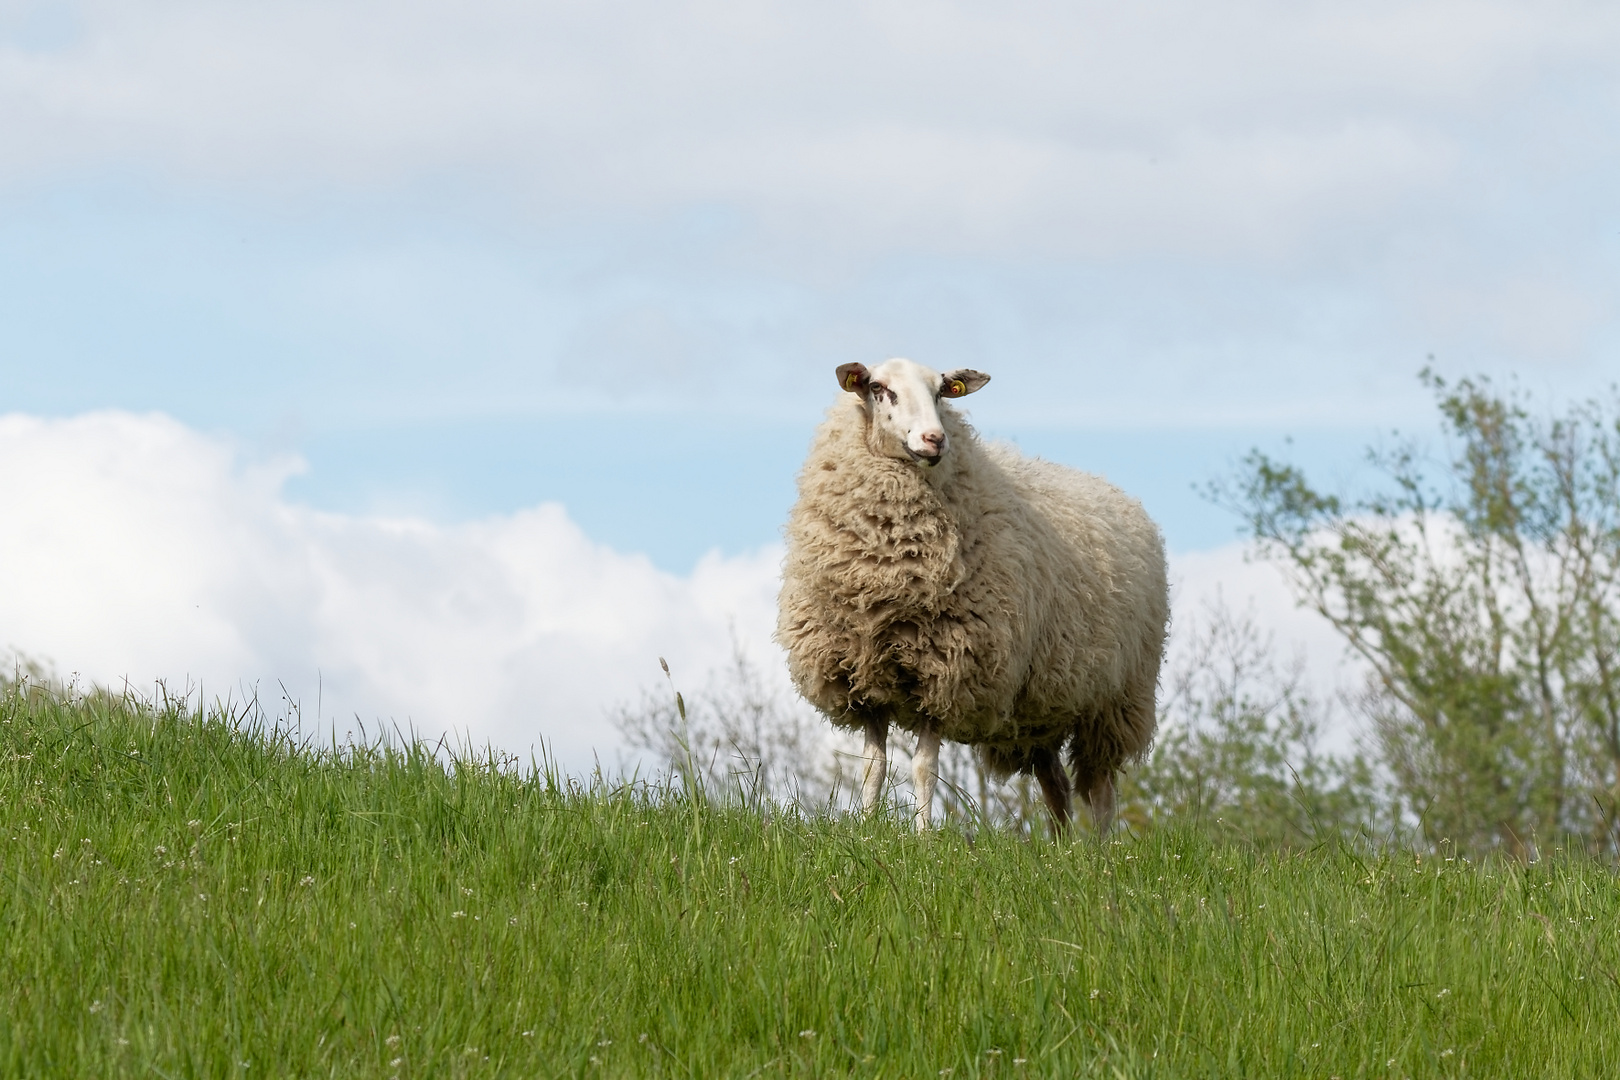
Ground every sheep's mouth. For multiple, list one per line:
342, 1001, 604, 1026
905, 446, 942, 467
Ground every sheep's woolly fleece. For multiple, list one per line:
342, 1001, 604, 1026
776, 394, 1169, 786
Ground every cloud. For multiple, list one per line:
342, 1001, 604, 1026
3, 1, 1617, 260
0, 406, 1363, 766
0, 409, 781, 765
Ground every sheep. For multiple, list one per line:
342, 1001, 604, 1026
775, 357, 1168, 834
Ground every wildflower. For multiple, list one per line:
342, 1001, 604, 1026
299, 875, 316, 887
385, 1035, 401, 1047
154, 846, 167, 856
390, 1058, 403, 1068
1436, 988, 1450, 999
81, 838, 92, 845
88, 1000, 104, 1013
1090, 989, 1101, 999
187, 820, 201, 830
799, 1030, 816, 1038
1441, 1049, 1454, 1058
521, 1031, 534, 1038
451, 911, 467, 919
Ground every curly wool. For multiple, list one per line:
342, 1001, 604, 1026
776, 395, 1168, 787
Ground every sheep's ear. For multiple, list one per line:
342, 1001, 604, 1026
836, 363, 871, 395
940, 369, 990, 398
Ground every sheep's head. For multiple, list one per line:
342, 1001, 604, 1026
835, 358, 990, 467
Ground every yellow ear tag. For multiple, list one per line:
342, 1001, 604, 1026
948, 379, 965, 396
844, 372, 861, 391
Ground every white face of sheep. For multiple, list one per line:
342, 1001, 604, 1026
835, 358, 990, 466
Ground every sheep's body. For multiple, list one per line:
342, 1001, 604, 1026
776, 374, 1168, 831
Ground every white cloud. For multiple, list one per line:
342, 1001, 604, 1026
0, 409, 781, 766
0, 406, 1365, 766
2, 1, 1617, 259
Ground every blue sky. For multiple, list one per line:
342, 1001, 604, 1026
2, 0, 1618, 759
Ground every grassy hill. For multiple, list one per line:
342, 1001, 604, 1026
4, 680, 1619, 1077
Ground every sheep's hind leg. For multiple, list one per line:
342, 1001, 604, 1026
860, 718, 889, 815
912, 728, 941, 832
1083, 773, 1116, 839
1031, 749, 1072, 836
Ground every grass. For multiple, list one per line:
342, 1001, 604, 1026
4, 681, 1620, 1078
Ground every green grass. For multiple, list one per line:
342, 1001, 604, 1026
4, 683, 1620, 1078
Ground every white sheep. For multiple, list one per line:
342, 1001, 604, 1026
776, 358, 1168, 833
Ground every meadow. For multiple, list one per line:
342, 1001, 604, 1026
4, 681, 1619, 1078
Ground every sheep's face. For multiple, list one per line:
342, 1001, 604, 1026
836, 358, 990, 467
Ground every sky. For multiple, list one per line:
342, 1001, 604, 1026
2, 1, 1618, 766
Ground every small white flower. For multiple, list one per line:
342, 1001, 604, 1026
88, 1000, 104, 1013
1441, 1049, 1455, 1058
799, 1030, 816, 1038
390, 1058, 403, 1067
385, 1035, 400, 1046
451, 911, 466, 919
1436, 988, 1450, 999
1090, 988, 1100, 999
153, 846, 167, 856
299, 875, 316, 887
521, 1031, 534, 1038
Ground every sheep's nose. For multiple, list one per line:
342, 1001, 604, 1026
919, 431, 945, 453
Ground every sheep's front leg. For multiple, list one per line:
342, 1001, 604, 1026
1084, 773, 1116, 838
912, 728, 941, 832
860, 718, 889, 814
1032, 750, 1072, 834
